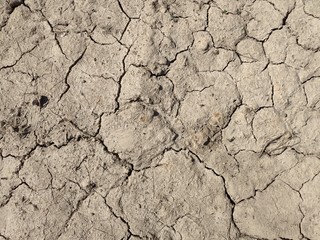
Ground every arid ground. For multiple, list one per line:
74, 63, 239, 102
1, 0, 320, 239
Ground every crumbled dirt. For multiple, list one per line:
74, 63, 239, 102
1, 0, 320, 239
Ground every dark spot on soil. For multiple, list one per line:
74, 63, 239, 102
151, 0, 160, 11
17, 108, 22, 117
203, 137, 210, 146
103, 162, 108, 170
21, 125, 31, 137
87, 182, 96, 191
0, 121, 6, 127
32, 99, 40, 106
172, 133, 178, 142
39, 96, 49, 108
29, 27, 37, 36
153, 110, 159, 117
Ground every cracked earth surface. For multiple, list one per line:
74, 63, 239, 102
0, 0, 320, 239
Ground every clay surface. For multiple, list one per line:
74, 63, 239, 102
1, 0, 320, 239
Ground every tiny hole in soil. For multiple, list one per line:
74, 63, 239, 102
153, 110, 159, 117
39, 96, 49, 108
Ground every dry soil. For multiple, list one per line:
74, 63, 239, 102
1, 0, 320, 239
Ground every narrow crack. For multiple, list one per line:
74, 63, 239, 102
114, 44, 131, 112
0, 181, 28, 208
58, 47, 87, 102
56, 188, 92, 239
39, 10, 68, 59
103, 198, 143, 240
0, 233, 10, 240
281, 180, 311, 240
187, 150, 241, 238
0, 45, 37, 71
302, 0, 320, 21
1, 0, 319, 238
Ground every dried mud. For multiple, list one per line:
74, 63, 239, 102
1, 0, 320, 239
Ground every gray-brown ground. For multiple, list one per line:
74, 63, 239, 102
1, 0, 320, 239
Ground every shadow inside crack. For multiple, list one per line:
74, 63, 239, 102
6, 0, 25, 14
